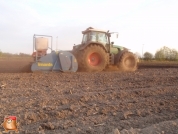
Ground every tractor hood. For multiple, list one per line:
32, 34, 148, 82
73, 44, 129, 52
113, 45, 129, 51
73, 44, 81, 50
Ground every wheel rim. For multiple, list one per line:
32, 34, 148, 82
88, 52, 101, 66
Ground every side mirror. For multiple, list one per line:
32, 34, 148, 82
111, 42, 114, 46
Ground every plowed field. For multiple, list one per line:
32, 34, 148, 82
0, 66, 178, 133
0, 58, 32, 73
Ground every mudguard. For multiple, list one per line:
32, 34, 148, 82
114, 50, 128, 64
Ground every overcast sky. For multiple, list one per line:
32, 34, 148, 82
0, 0, 178, 55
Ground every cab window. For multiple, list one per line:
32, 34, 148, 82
82, 32, 108, 44
82, 33, 88, 44
98, 32, 108, 44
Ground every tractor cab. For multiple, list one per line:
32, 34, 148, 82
79, 27, 122, 54
73, 28, 110, 52
81, 28, 109, 45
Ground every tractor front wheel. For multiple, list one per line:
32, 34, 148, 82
117, 52, 137, 72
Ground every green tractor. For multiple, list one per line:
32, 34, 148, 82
72, 27, 137, 72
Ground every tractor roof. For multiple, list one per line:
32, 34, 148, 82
82, 27, 107, 34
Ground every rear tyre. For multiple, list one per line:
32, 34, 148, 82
117, 52, 137, 72
78, 45, 108, 72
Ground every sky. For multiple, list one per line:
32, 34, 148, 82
0, 0, 178, 56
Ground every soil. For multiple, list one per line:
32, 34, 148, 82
0, 58, 33, 73
0, 64, 178, 133
138, 61, 178, 69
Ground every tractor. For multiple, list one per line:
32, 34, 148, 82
72, 27, 137, 72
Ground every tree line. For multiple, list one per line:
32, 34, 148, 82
1, 46, 178, 61
140, 46, 178, 61
0, 50, 31, 57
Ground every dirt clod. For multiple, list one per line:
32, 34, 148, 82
112, 128, 121, 134
41, 122, 55, 130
